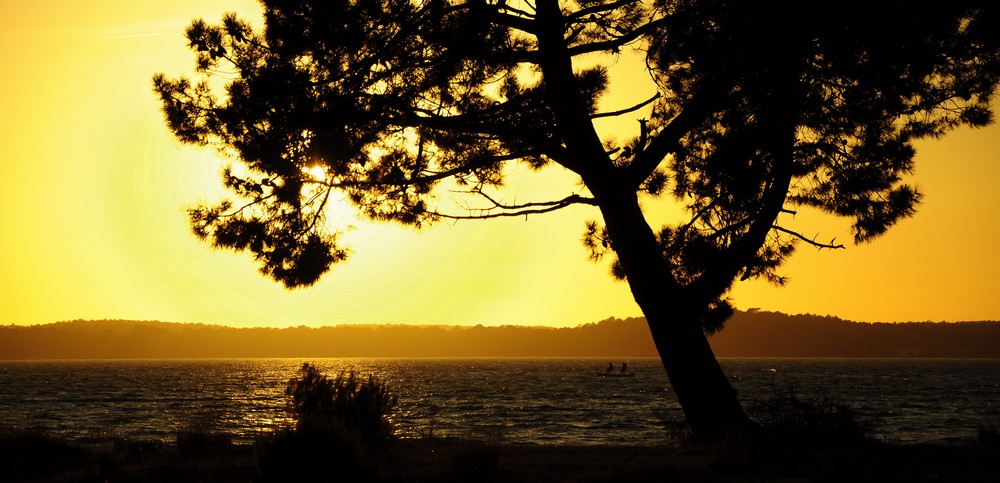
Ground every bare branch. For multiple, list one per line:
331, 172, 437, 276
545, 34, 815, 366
433, 191, 596, 220
301, 186, 334, 237
216, 192, 278, 218
677, 198, 720, 236
772, 225, 846, 250
591, 92, 660, 120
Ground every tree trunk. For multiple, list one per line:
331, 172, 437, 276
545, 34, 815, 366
593, 185, 751, 442
533, 0, 753, 441
645, 303, 750, 441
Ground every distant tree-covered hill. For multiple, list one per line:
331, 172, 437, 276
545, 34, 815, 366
1, 311, 997, 359
712, 309, 1000, 358
0, 318, 656, 359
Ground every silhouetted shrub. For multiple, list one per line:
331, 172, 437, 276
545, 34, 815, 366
256, 363, 398, 482
742, 369, 884, 443
747, 386, 882, 442
285, 363, 398, 445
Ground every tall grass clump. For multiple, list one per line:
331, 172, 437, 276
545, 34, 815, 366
286, 363, 398, 444
747, 372, 883, 443
256, 363, 398, 482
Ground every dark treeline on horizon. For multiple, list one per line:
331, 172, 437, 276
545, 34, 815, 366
2, 310, 998, 359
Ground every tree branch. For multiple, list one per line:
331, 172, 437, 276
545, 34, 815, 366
310, 150, 539, 189
771, 225, 845, 250
591, 92, 660, 120
565, 17, 669, 57
686, 58, 800, 303
567, 0, 641, 22
469, 0, 536, 34
625, 75, 734, 187
534, 0, 614, 177
399, 101, 553, 145
433, 191, 596, 220
300, 186, 334, 238
216, 192, 278, 218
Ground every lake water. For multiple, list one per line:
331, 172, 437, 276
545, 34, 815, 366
0, 358, 997, 446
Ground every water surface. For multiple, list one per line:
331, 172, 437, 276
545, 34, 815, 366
1, 358, 996, 445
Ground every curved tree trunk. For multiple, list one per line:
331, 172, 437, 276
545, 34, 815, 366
644, 304, 750, 441
594, 185, 751, 441
588, 49, 798, 440
533, 0, 757, 442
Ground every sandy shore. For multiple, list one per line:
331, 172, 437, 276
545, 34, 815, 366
2, 432, 998, 482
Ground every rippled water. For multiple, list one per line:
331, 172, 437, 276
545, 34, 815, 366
0, 358, 996, 445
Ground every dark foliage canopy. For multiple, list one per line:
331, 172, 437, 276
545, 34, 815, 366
155, 0, 1000, 314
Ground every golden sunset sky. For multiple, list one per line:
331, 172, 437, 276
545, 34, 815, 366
2, 1, 998, 328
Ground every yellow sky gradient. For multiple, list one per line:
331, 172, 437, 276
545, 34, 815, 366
2, 1, 998, 328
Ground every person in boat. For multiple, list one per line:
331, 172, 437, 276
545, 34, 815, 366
606, 362, 614, 374
620, 361, 628, 375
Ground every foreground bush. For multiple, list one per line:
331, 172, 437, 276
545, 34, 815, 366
285, 363, 398, 444
747, 386, 882, 442
257, 363, 398, 482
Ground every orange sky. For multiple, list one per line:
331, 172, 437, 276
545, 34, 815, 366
2, 1, 998, 328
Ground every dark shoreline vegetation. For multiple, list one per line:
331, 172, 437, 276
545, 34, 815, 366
3, 430, 999, 483
3, 310, 1000, 359
2, 361, 998, 483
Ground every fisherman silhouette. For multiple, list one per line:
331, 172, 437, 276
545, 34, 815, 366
606, 362, 614, 374
620, 361, 628, 375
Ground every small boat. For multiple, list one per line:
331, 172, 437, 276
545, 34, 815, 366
595, 371, 635, 378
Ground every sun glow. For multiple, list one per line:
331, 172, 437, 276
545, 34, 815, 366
303, 164, 326, 181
